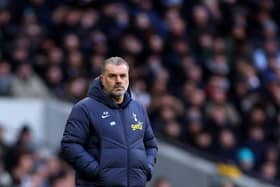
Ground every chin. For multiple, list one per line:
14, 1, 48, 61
113, 90, 125, 95
111, 91, 124, 97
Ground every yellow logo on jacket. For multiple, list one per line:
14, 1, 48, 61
131, 122, 143, 131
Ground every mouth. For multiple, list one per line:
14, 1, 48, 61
114, 88, 124, 92
114, 86, 124, 90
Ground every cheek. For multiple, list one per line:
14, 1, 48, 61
107, 81, 115, 88
125, 77, 129, 83
102, 79, 113, 89
124, 79, 129, 87
105, 78, 114, 84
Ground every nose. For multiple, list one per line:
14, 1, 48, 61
116, 75, 122, 83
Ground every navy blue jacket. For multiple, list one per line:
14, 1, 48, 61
61, 78, 158, 187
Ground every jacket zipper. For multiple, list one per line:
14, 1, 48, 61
119, 108, 130, 187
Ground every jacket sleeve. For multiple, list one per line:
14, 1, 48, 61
143, 107, 158, 181
61, 104, 99, 178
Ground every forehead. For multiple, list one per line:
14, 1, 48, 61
103, 63, 129, 74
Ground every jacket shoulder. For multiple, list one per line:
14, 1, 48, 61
130, 100, 146, 112
75, 97, 96, 107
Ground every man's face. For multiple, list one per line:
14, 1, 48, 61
100, 63, 129, 101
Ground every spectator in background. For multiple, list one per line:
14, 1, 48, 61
0, 61, 12, 96
64, 76, 88, 103
88, 54, 104, 78
45, 65, 65, 99
10, 151, 33, 186
49, 170, 75, 187
5, 125, 35, 173
183, 107, 204, 146
243, 126, 266, 165
46, 46, 65, 67
65, 50, 86, 79
205, 76, 240, 136
237, 147, 255, 173
131, 78, 151, 108
259, 161, 278, 183
154, 176, 172, 187
0, 125, 10, 187
163, 120, 182, 140
216, 128, 238, 162
0, 125, 8, 162
261, 145, 279, 166
194, 130, 214, 153
149, 94, 184, 135
10, 63, 51, 98
0, 160, 11, 187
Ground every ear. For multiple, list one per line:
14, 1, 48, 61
100, 74, 104, 83
99, 75, 105, 88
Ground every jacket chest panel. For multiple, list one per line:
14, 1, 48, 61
89, 109, 124, 142
122, 107, 146, 144
88, 104, 145, 144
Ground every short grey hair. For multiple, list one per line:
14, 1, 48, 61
101, 57, 129, 73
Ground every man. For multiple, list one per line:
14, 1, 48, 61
61, 57, 158, 187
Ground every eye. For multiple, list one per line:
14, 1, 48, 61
120, 74, 127, 78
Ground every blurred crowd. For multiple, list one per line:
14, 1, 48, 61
0, 125, 74, 187
1, 0, 280, 186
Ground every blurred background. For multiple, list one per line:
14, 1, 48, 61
1, 0, 280, 186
